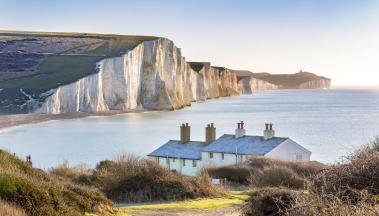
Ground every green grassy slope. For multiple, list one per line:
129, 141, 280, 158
0, 31, 157, 113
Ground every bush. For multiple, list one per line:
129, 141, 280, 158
91, 154, 226, 202
205, 156, 325, 186
0, 150, 112, 216
311, 137, 379, 201
50, 161, 93, 185
0, 199, 27, 216
206, 165, 251, 184
242, 187, 296, 216
250, 165, 305, 189
242, 137, 379, 216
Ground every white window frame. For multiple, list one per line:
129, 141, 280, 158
221, 153, 225, 160
209, 152, 213, 159
192, 160, 197, 167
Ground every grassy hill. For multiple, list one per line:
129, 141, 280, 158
0, 150, 113, 216
251, 71, 330, 88
0, 31, 157, 113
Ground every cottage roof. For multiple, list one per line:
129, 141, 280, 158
147, 140, 205, 160
202, 134, 288, 155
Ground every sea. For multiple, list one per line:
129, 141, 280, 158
0, 87, 378, 169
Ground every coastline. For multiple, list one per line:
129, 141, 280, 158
0, 109, 151, 132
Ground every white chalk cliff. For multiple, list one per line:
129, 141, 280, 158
297, 79, 331, 89
37, 38, 241, 114
238, 77, 278, 94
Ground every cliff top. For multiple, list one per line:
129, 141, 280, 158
0, 31, 157, 90
251, 71, 330, 88
0, 30, 158, 113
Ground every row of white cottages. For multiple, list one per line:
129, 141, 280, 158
148, 122, 311, 176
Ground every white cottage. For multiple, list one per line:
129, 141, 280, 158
147, 122, 311, 176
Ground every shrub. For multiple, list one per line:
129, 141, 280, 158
286, 190, 379, 216
242, 137, 379, 216
0, 150, 112, 216
50, 161, 93, 185
311, 137, 379, 201
206, 165, 251, 184
250, 165, 305, 189
91, 154, 226, 202
242, 187, 296, 216
205, 156, 325, 186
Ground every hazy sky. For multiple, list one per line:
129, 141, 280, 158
1, 0, 378, 86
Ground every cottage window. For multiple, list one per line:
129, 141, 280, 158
173, 158, 176, 162
166, 158, 169, 165
295, 154, 303, 160
182, 159, 186, 166
221, 153, 225, 160
192, 160, 197, 167
209, 152, 213, 159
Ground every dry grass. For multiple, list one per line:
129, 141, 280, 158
205, 156, 325, 187
91, 154, 226, 202
0, 150, 112, 216
0, 199, 27, 216
52, 154, 227, 203
250, 165, 305, 189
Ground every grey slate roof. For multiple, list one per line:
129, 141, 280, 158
202, 134, 288, 155
148, 140, 205, 160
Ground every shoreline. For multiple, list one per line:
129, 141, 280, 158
0, 109, 151, 132
0, 93, 242, 131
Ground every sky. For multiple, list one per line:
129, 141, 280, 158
1, 0, 378, 86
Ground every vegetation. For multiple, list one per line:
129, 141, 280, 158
117, 191, 248, 215
0, 150, 112, 216
52, 154, 226, 203
0, 31, 157, 113
206, 156, 325, 186
242, 137, 379, 216
0, 199, 27, 216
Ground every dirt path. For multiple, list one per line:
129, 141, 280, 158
130, 206, 241, 216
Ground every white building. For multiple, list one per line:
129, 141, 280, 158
147, 122, 311, 176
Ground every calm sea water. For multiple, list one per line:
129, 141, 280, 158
0, 88, 379, 169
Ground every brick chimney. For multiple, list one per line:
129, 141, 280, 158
205, 123, 216, 144
180, 123, 191, 143
264, 123, 275, 140
235, 121, 246, 139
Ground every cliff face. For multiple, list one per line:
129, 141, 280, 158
37, 38, 240, 114
238, 77, 278, 94
297, 79, 331, 89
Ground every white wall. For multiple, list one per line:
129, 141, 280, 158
264, 139, 311, 161
149, 156, 202, 176
201, 152, 249, 167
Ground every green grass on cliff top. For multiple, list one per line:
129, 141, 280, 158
0, 32, 157, 90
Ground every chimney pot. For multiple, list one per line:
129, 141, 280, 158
180, 123, 191, 143
264, 123, 275, 140
205, 123, 216, 144
235, 121, 246, 138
